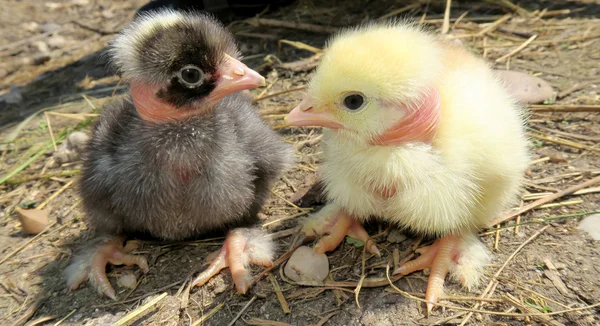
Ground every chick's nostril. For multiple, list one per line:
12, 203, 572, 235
233, 67, 246, 76
300, 106, 313, 112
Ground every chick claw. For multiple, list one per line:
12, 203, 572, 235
394, 235, 461, 313
301, 205, 380, 255
65, 236, 149, 300
191, 228, 274, 294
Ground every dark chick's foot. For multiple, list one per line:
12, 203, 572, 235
192, 228, 274, 294
64, 235, 149, 300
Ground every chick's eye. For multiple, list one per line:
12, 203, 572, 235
178, 65, 203, 87
343, 93, 365, 111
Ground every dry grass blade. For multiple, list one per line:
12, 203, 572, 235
490, 175, 600, 226
0, 221, 57, 266
53, 309, 76, 326
495, 34, 537, 62
227, 295, 257, 326
268, 273, 291, 313
441, 0, 452, 34
190, 302, 224, 326
477, 14, 512, 36
23, 316, 56, 326
379, 3, 422, 20
528, 104, 600, 112
278, 40, 323, 54
113, 292, 168, 326
0, 143, 55, 186
249, 18, 336, 34
245, 318, 293, 326
504, 293, 565, 326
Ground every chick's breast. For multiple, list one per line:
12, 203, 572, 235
80, 94, 291, 240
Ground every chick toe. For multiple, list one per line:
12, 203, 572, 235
192, 228, 274, 294
395, 235, 463, 313
302, 204, 379, 255
64, 235, 148, 300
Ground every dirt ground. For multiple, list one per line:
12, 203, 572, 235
1, 0, 599, 325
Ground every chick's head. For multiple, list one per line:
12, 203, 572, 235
110, 9, 266, 122
286, 23, 443, 145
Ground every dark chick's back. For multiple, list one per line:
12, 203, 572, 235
80, 92, 291, 240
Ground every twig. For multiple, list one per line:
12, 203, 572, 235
504, 293, 565, 326
495, 34, 538, 62
528, 104, 600, 112
227, 295, 257, 326
255, 86, 307, 102
441, 0, 452, 34
557, 79, 600, 99
279, 40, 323, 54
113, 292, 168, 326
379, 3, 422, 20
268, 273, 290, 313
459, 225, 551, 325
249, 18, 336, 34
0, 143, 55, 186
71, 20, 118, 35
190, 303, 224, 326
38, 179, 74, 210
0, 222, 57, 265
43, 113, 58, 152
53, 309, 76, 326
490, 175, 600, 226
477, 14, 512, 36
529, 133, 599, 152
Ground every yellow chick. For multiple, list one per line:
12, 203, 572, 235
285, 22, 529, 312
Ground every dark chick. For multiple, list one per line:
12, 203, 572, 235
64, 9, 292, 300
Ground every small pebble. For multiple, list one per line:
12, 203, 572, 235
495, 70, 554, 104
15, 207, 49, 235
284, 246, 329, 283
578, 214, 600, 240
386, 228, 407, 244
117, 273, 137, 289
41, 23, 61, 33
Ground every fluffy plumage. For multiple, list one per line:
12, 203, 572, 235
286, 22, 529, 311
66, 9, 292, 299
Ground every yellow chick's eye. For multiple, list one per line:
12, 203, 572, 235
341, 92, 367, 112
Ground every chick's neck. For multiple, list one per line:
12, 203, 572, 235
130, 82, 211, 123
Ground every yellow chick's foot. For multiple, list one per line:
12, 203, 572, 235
393, 234, 489, 314
64, 235, 149, 300
301, 204, 380, 256
191, 228, 274, 294
394, 235, 460, 313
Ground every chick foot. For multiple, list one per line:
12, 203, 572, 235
64, 235, 149, 300
192, 228, 274, 294
300, 204, 380, 255
394, 234, 489, 313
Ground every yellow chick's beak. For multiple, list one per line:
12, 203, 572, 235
206, 54, 266, 106
284, 94, 343, 129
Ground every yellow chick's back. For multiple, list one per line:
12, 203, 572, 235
311, 22, 530, 237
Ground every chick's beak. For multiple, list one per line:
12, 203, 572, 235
285, 95, 343, 129
206, 54, 266, 104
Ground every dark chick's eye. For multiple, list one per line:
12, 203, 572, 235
178, 65, 204, 87
343, 93, 366, 111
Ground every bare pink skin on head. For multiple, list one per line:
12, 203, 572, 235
371, 86, 442, 146
131, 54, 266, 123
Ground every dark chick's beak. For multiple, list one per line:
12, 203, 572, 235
206, 54, 266, 105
